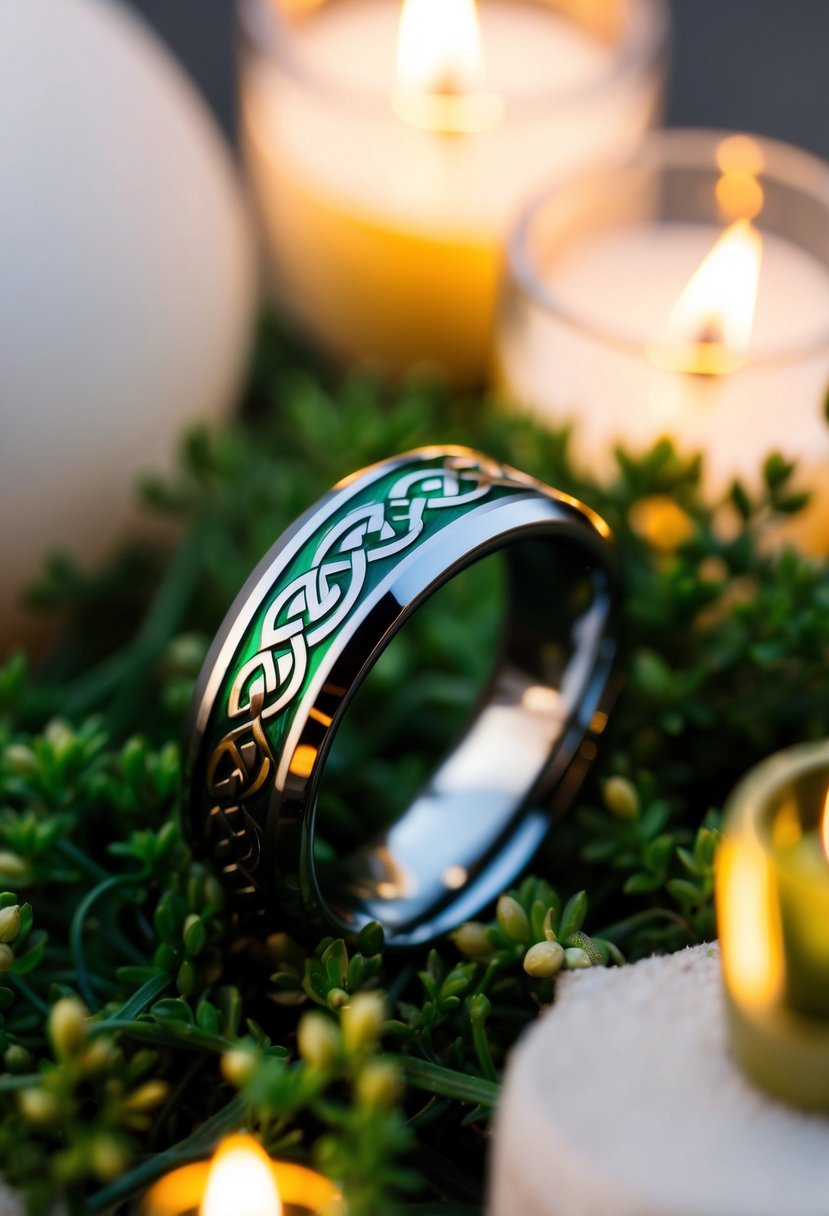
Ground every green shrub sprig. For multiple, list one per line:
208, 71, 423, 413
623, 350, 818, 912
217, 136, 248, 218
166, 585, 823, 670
2, 321, 828, 1213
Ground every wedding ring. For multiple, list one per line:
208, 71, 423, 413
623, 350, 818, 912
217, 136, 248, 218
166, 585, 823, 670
185, 447, 619, 947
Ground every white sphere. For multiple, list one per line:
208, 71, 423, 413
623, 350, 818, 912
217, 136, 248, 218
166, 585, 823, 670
0, 0, 257, 644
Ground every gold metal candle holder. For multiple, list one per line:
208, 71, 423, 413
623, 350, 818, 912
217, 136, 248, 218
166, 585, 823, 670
717, 740, 829, 1112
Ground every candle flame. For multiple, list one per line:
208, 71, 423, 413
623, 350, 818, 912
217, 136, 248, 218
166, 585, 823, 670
396, 0, 485, 96
648, 217, 764, 376
648, 139, 766, 378
394, 0, 502, 132
201, 1136, 283, 1216
821, 788, 829, 862
717, 836, 784, 1010
771, 798, 803, 852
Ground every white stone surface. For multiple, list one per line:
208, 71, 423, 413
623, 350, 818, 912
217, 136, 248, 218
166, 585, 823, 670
0, 1184, 24, 1215
490, 943, 829, 1216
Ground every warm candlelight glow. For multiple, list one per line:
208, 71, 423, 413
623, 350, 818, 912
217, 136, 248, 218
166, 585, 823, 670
717, 836, 784, 1010
394, 0, 502, 132
201, 1136, 283, 1216
821, 789, 829, 862
142, 1137, 339, 1215
648, 216, 764, 376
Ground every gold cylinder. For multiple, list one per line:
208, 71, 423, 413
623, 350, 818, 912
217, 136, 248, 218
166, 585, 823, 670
717, 740, 829, 1112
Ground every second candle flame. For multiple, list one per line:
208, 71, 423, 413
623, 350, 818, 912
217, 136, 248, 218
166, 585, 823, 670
667, 218, 763, 375
648, 148, 766, 379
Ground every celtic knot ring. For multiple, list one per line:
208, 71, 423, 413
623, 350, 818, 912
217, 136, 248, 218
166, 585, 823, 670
185, 447, 619, 947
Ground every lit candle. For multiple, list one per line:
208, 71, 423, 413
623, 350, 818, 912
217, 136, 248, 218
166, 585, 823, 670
717, 740, 829, 1111
238, 0, 668, 384
497, 130, 829, 548
142, 1134, 338, 1216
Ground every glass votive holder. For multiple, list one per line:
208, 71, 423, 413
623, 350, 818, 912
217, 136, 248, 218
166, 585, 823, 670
717, 741, 829, 1112
496, 129, 829, 546
238, 0, 669, 385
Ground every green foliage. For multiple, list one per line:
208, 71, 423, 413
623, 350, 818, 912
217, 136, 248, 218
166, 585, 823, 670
1, 318, 828, 1212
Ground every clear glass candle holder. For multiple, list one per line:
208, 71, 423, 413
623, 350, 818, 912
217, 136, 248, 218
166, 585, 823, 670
496, 129, 829, 546
238, 0, 669, 385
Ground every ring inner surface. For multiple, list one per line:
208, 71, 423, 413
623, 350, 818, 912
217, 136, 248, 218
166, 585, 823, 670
316, 535, 612, 938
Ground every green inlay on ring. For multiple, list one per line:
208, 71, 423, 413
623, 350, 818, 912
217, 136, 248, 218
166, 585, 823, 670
195, 453, 522, 868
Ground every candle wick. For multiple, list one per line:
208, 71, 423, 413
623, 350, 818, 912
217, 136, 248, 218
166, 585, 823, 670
694, 318, 726, 348
426, 67, 458, 97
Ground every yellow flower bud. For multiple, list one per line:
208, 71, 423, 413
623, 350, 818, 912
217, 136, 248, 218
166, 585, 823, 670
89, 1135, 131, 1182
0, 853, 27, 879
603, 776, 639, 821
699, 556, 729, 584
19, 1087, 62, 1124
3, 744, 37, 777
265, 932, 306, 971
0, 905, 20, 944
543, 908, 558, 942
629, 495, 694, 553
497, 895, 529, 943
564, 947, 592, 970
123, 1080, 169, 1112
342, 992, 385, 1053
298, 1012, 341, 1070
221, 1048, 257, 1088
49, 997, 88, 1059
4, 1044, 32, 1073
356, 1059, 402, 1109
44, 719, 75, 759
523, 940, 566, 979
0, 944, 13, 973
81, 1039, 117, 1074
451, 922, 493, 959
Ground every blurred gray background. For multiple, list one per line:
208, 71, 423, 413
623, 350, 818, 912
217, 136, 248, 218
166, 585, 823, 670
125, 0, 829, 160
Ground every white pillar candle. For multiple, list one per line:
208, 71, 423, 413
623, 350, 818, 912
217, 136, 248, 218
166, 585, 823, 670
0, 0, 255, 648
497, 131, 829, 547
239, 0, 668, 384
490, 944, 829, 1216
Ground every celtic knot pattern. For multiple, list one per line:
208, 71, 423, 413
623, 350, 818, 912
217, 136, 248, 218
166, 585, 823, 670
201, 454, 508, 905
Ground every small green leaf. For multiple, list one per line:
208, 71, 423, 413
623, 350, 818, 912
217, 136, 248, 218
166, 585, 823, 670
196, 1002, 221, 1035
729, 479, 752, 520
10, 936, 46, 975
321, 939, 348, 990
774, 491, 811, 515
623, 872, 663, 895
357, 921, 384, 956
183, 918, 207, 959
16, 904, 33, 941
347, 954, 366, 992
152, 998, 194, 1026
667, 879, 705, 906
558, 891, 588, 942
763, 452, 795, 490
